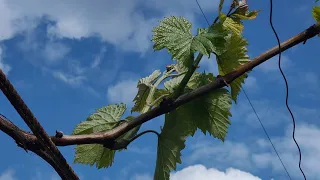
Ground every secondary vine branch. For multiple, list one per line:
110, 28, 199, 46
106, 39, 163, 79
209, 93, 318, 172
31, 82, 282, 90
1, 24, 319, 151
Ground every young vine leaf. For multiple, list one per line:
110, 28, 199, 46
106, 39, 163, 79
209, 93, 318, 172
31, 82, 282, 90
216, 33, 249, 103
131, 70, 162, 113
182, 73, 232, 138
220, 13, 243, 35
230, 5, 259, 21
154, 108, 197, 180
312, 6, 320, 23
164, 75, 185, 93
215, 5, 259, 102
152, 16, 227, 68
220, 4, 259, 36
74, 144, 115, 169
115, 116, 140, 144
73, 103, 134, 168
154, 73, 232, 180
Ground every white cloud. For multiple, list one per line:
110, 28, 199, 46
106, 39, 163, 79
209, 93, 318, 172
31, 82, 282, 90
131, 165, 262, 180
18, 29, 71, 66
252, 123, 320, 179
188, 123, 320, 179
131, 173, 152, 180
91, 46, 107, 68
187, 140, 252, 169
258, 55, 292, 72
0, 0, 220, 53
0, 46, 11, 75
52, 71, 86, 86
170, 165, 262, 180
107, 79, 138, 106
0, 169, 16, 180
43, 41, 70, 63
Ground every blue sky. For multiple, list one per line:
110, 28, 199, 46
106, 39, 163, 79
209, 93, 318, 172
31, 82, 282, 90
0, 0, 319, 179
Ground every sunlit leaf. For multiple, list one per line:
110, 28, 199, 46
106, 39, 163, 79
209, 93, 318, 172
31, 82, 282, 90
152, 16, 227, 68
154, 73, 232, 180
312, 6, 320, 23
73, 103, 127, 168
216, 33, 250, 102
131, 70, 162, 113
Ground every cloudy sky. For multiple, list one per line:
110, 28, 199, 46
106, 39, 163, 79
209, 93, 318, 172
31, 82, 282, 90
0, 0, 319, 179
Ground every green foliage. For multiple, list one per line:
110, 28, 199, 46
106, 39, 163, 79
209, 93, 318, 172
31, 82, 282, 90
215, 4, 258, 102
116, 116, 140, 144
74, 144, 115, 169
131, 70, 162, 113
153, 89, 169, 107
154, 109, 197, 180
220, 13, 244, 35
71, 1, 260, 180
152, 16, 228, 68
164, 75, 185, 93
73, 104, 136, 168
219, 5, 259, 36
154, 73, 232, 180
312, 6, 320, 23
73, 104, 126, 135
216, 33, 250, 102
181, 73, 232, 139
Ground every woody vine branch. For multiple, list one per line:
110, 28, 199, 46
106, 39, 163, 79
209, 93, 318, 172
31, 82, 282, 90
0, 23, 319, 150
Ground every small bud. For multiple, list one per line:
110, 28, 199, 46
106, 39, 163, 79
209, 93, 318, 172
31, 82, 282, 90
55, 130, 64, 138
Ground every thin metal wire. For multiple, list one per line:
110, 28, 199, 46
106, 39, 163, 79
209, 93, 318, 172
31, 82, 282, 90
195, 0, 210, 25
242, 90, 292, 179
268, 0, 307, 179
195, 0, 292, 179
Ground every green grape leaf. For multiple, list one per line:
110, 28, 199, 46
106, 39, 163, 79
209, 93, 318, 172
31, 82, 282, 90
312, 6, 320, 23
220, 13, 243, 35
154, 73, 232, 180
164, 75, 185, 93
73, 103, 126, 168
231, 10, 260, 20
182, 73, 232, 139
152, 16, 227, 67
153, 88, 170, 107
131, 70, 162, 113
195, 23, 229, 56
195, 89, 232, 139
73, 103, 126, 135
185, 72, 201, 89
154, 108, 197, 180
220, 5, 259, 36
230, 1, 260, 21
163, 72, 198, 94
116, 116, 140, 143
74, 144, 115, 169
216, 33, 249, 102
175, 60, 189, 74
